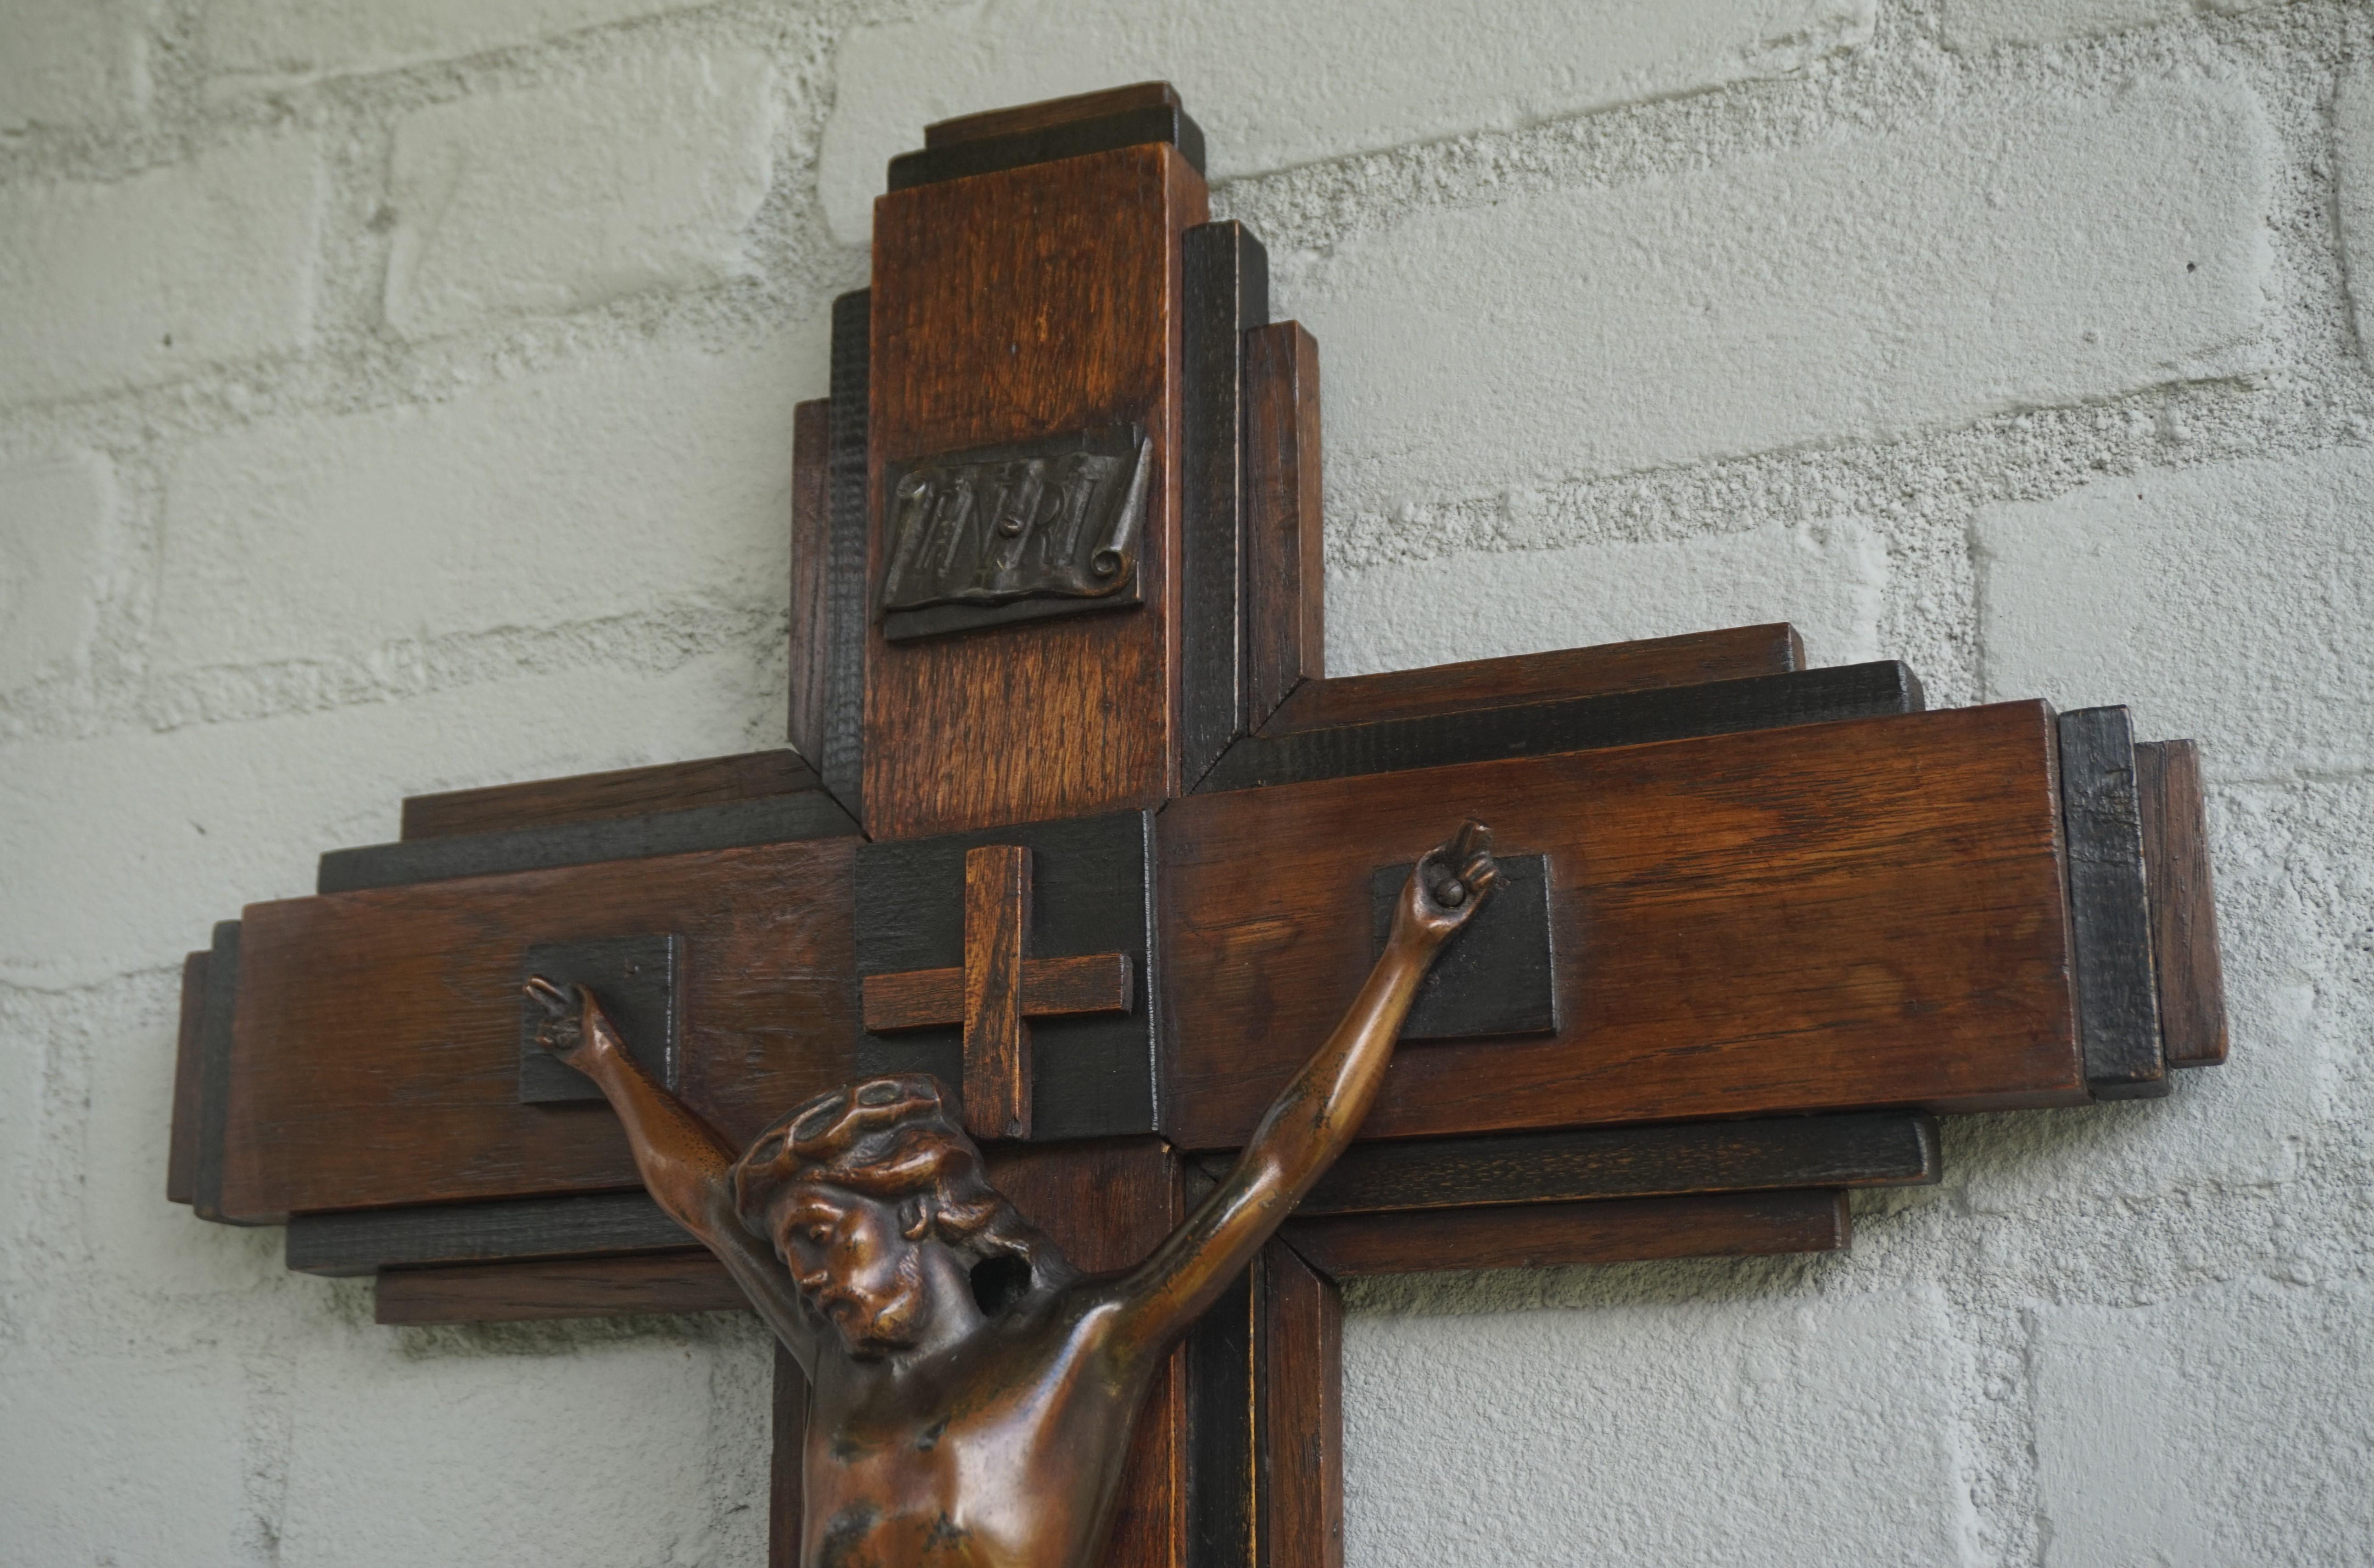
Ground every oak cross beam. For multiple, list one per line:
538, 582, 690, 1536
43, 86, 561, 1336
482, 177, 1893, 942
859, 844, 1134, 1139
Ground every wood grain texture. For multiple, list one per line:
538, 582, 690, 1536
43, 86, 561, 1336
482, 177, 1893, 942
400, 751, 820, 842
2135, 739, 2229, 1068
1179, 221, 1269, 787
1263, 1112, 1940, 1216
322, 790, 857, 894
1258, 1241, 1342, 1568
373, 1251, 744, 1325
1265, 624, 1806, 735
1244, 321, 1324, 731
1195, 660, 1923, 794
1162, 702, 2084, 1151
222, 837, 861, 1222
963, 844, 1034, 1140
892, 85, 1205, 193
771, 1345, 810, 1568
1281, 1190, 1851, 1277
824, 290, 871, 815
927, 82, 1184, 148
863, 953, 1131, 1032
863, 144, 1209, 840
2058, 706, 2167, 1100
788, 399, 833, 775
167, 949, 209, 1206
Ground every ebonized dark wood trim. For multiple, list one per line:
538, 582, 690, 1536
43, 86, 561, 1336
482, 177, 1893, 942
1281, 1190, 1852, 1278
190, 921, 242, 1223
167, 949, 209, 1207
1194, 660, 1925, 792
823, 288, 872, 819
317, 791, 860, 893
2058, 706, 2167, 1099
373, 1251, 745, 1326
1200, 1112, 1939, 1217
1179, 220, 1271, 789
888, 95, 1205, 193
400, 751, 821, 841
1184, 1267, 1257, 1568
286, 1190, 691, 1277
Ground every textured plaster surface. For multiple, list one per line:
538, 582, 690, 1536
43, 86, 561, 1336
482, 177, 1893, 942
4, 1, 2373, 1564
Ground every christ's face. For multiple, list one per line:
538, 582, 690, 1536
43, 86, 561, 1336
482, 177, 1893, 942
768, 1183, 931, 1356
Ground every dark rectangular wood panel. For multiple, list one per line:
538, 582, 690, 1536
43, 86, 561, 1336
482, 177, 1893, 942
927, 81, 1184, 148
221, 837, 861, 1222
1282, 1190, 1850, 1277
863, 144, 1208, 840
190, 921, 241, 1222
374, 1251, 744, 1325
321, 790, 857, 893
823, 290, 871, 815
1195, 660, 1922, 794
400, 750, 820, 841
2058, 706, 2167, 1099
1244, 321, 1324, 730
1161, 702, 2084, 1150
788, 399, 834, 775
892, 84, 1204, 192
1277, 1112, 1939, 1216
2135, 739, 2229, 1068
1258, 1240, 1342, 1568
167, 949, 209, 1206
1266, 624, 1805, 735
1179, 221, 1270, 786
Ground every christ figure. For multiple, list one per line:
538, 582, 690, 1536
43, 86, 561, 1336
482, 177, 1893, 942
525, 820, 1501, 1568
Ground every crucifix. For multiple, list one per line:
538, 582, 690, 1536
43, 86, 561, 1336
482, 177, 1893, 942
167, 81, 2232, 1568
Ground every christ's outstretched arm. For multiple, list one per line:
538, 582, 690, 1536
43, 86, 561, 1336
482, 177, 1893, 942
1110, 820, 1500, 1357
523, 978, 820, 1373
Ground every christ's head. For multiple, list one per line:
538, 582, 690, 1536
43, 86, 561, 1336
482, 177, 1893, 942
731, 1075, 1066, 1356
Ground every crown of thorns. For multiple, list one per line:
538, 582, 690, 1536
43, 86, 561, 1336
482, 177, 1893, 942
730, 1074, 978, 1222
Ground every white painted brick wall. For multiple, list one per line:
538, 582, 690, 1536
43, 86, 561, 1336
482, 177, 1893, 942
0, 0, 150, 130
154, 324, 817, 676
5, 2, 2373, 1566
204, 0, 718, 88
385, 50, 781, 339
0, 134, 322, 404
0, 454, 111, 681
1329, 518, 1887, 675
1942, 0, 2293, 50
1973, 448, 2374, 776
818, 0, 1877, 247
1281, 78, 2272, 517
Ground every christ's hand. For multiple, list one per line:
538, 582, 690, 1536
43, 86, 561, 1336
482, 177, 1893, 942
1390, 819, 1501, 948
523, 977, 622, 1073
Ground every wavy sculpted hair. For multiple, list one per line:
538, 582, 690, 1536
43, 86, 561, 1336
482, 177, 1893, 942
730, 1075, 1069, 1292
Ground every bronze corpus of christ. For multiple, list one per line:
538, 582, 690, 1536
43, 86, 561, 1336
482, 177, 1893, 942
527, 825, 1502, 1568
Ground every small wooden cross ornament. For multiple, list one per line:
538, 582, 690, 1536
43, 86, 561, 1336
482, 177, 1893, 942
858, 843, 1133, 1140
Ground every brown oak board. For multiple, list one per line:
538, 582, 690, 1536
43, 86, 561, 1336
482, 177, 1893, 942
221, 837, 862, 1222
2135, 738, 2229, 1068
863, 143, 1208, 841
1161, 701, 2085, 1151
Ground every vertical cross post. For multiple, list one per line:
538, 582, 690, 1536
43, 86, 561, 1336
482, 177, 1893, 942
964, 845, 1033, 1140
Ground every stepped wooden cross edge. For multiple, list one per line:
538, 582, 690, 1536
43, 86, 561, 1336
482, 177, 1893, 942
165, 81, 2232, 1568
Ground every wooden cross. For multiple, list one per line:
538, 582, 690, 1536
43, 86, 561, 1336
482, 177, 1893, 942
165, 81, 2231, 1568
859, 844, 1134, 1140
